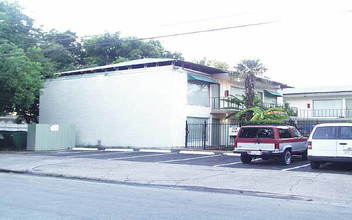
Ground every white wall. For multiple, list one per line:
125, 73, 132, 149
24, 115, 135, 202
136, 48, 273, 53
284, 97, 313, 118
40, 66, 188, 148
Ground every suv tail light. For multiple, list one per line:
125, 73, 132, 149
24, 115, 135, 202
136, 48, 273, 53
308, 141, 312, 150
234, 141, 238, 148
275, 142, 279, 149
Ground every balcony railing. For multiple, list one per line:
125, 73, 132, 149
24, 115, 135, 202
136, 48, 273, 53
211, 97, 240, 111
210, 97, 282, 111
295, 109, 352, 118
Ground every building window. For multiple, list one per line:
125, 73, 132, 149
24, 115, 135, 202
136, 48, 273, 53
187, 82, 209, 107
313, 99, 343, 117
256, 91, 263, 101
230, 86, 245, 97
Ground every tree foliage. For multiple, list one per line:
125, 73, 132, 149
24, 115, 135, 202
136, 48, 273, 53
0, 41, 43, 122
223, 95, 293, 125
83, 34, 183, 66
194, 57, 229, 70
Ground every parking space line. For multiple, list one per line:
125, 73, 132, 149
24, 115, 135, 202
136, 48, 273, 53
72, 148, 98, 151
223, 153, 240, 156
139, 149, 172, 153
66, 151, 132, 158
179, 151, 215, 155
213, 158, 261, 167
281, 163, 310, 171
156, 154, 220, 163
105, 149, 134, 152
213, 161, 242, 167
108, 153, 177, 160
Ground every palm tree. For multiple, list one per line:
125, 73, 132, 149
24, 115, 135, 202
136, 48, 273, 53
231, 59, 267, 120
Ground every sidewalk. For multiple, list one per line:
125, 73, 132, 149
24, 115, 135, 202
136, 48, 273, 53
1, 151, 352, 207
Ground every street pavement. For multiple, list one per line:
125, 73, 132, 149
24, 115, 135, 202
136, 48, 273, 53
1, 149, 352, 207
2, 172, 351, 220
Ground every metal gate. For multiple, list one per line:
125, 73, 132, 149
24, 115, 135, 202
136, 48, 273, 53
185, 121, 240, 150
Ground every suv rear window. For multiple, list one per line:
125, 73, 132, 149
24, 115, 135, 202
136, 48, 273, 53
238, 128, 275, 139
312, 127, 336, 139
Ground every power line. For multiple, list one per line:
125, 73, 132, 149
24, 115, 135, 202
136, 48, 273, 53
0, 20, 279, 57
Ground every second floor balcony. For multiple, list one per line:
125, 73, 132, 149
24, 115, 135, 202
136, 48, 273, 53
210, 97, 282, 113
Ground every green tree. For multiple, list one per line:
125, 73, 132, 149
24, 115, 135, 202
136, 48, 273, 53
42, 30, 84, 72
194, 57, 229, 70
0, 1, 39, 48
83, 33, 183, 66
0, 41, 43, 122
231, 59, 267, 120
0, 1, 49, 122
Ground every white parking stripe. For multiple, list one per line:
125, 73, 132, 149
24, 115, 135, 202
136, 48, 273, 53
223, 153, 240, 156
281, 163, 310, 171
66, 151, 131, 158
108, 153, 177, 160
105, 148, 134, 152
179, 151, 215, 155
139, 149, 172, 153
213, 161, 242, 167
72, 148, 98, 151
213, 158, 261, 167
157, 154, 220, 163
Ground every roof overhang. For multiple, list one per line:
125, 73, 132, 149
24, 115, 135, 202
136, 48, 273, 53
56, 58, 227, 77
187, 73, 219, 84
265, 89, 283, 97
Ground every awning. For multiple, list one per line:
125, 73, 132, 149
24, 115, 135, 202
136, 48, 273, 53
187, 73, 219, 84
265, 89, 283, 97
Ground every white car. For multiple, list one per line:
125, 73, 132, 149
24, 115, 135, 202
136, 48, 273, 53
308, 123, 352, 169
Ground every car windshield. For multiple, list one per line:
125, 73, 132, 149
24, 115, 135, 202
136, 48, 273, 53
238, 127, 275, 139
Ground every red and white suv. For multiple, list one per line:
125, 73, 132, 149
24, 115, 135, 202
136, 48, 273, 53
234, 125, 308, 165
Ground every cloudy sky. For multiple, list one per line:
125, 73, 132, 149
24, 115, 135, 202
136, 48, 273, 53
16, 0, 352, 88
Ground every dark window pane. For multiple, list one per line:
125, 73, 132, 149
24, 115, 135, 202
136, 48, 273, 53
278, 128, 292, 139
312, 127, 336, 139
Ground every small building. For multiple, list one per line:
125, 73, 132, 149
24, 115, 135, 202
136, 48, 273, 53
39, 58, 289, 149
283, 86, 352, 119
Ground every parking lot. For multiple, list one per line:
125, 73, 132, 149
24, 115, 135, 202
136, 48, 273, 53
21, 149, 352, 174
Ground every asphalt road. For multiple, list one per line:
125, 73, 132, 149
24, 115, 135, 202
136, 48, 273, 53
1, 172, 351, 220
18, 150, 352, 174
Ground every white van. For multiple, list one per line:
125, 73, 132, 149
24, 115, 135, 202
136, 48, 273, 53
308, 123, 352, 169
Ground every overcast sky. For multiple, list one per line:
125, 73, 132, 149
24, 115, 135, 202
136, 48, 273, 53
15, 0, 352, 88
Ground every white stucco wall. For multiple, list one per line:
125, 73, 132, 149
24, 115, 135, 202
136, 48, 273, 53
40, 66, 188, 148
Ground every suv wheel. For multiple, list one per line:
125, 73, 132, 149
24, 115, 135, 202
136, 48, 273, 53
310, 161, 320, 169
240, 153, 252, 164
280, 150, 291, 165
